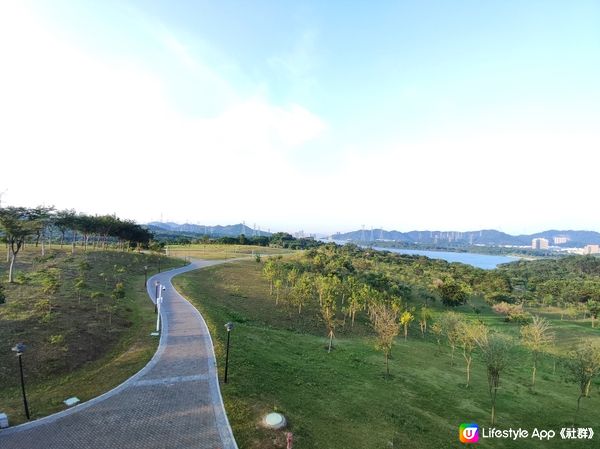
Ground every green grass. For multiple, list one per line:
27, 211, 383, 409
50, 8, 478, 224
166, 244, 295, 260
0, 246, 185, 425
173, 260, 600, 449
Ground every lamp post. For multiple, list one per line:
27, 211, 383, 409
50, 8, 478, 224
224, 322, 234, 383
144, 265, 148, 288
154, 281, 160, 314
158, 257, 161, 273
11, 343, 30, 420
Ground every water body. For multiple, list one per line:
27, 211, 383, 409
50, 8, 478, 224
372, 246, 519, 270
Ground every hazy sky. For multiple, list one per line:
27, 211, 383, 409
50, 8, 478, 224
1, 1, 599, 234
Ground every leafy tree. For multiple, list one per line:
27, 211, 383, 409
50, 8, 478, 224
0, 207, 45, 282
400, 310, 414, 341
369, 301, 401, 377
520, 316, 555, 390
436, 278, 469, 307
291, 272, 314, 314
474, 332, 513, 425
586, 300, 600, 328
262, 259, 278, 295
565, 339, 600, 424
347, 283, 370, 327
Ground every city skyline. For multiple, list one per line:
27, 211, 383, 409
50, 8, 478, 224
1, 1, 599, 234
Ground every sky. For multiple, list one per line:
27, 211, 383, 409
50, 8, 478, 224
1, 1, 599, 235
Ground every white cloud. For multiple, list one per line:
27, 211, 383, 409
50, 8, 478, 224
0, 2, 327, 226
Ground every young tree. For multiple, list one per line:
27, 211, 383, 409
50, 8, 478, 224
75, 277, 87, 306
418, 306, 433, 337
431, 321, 443, 352
438, 311, 464, 366
459, 321, 487, 388
565, 339, 600, 424
369, 301, 401, 377
108, 282, 126, 328
262, 259, 277, 295
291, 272, 314, 314
347, 283, 370, 327
586, 300, 600, 328
400, 310, 414, 341
318, 276, 340, 353
474, 332, 513, 425
273, 279, 283, 305
520, 316, 555, 390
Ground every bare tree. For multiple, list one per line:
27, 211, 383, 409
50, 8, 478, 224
520, 316, 555, 390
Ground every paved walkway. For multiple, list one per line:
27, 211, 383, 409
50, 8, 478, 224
0, 260, 238, 449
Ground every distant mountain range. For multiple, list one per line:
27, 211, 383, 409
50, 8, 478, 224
146, 222, 271, 238
330, 229, 600, 247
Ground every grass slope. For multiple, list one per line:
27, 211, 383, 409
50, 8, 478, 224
0, 246, 184, 425
173, 260, 600, 449
166, 244, 294, 260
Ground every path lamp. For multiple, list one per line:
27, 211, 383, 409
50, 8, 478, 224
155, 286, 167, 332
154, 281, 160, 314
144, 265, 148, 288
11, 343, 30, 420
224, 322, 234, 383
158, 257, 161, 273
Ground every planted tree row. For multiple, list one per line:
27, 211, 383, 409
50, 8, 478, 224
0, 206, 153, 282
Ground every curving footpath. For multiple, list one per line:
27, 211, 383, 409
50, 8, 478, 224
0, 259, 238, 449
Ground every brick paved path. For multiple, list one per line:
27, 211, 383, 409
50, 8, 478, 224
0, 260, 238, 449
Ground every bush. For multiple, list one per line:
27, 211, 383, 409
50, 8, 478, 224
492, 301, 532, 323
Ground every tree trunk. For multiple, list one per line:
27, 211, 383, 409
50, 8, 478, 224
8, 251, 16, 283
328, 330, 333, 353
532, 354, 538, 389
385, 352, 389, 377
466, 357, 472, 387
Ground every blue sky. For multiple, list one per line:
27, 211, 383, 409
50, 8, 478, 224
1, 1, 599, 234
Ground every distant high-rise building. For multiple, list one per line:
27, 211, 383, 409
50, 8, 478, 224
553, 236, 569, 245
583, 245, 600, 255
532, 238, 549, 250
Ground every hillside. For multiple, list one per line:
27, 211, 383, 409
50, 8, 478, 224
147, 222, 272, 238
332, 228, 600, 247
0, 246, 183, 424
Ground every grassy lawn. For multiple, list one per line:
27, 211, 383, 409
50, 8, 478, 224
173, 260, 600, 449
166, 244, 295, 260
0, 245, 185, 425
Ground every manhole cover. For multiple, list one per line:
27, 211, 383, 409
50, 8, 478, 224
263, 412, 286, 429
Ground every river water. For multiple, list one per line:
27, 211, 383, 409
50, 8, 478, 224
371, 246, 519, 270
